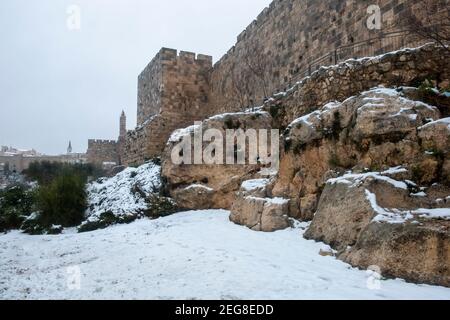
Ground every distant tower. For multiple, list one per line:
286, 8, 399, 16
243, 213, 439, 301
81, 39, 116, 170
67, 141, 73, 154
120, 110, 126, 138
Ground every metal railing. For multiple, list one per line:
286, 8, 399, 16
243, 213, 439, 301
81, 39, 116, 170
287, 30, 427, 86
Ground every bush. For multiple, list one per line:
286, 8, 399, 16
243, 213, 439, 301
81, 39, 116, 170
144, 194, 179, 218
0, 185, 35, 232
35, 170, 87, 228
78, 211, 137, 233
20, 213, 46, 235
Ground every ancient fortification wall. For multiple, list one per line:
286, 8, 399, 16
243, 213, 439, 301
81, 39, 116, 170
122, 48, 212, 166
264, 44, 450, 127
210, 0, 432, 114
86, 139, 119, 165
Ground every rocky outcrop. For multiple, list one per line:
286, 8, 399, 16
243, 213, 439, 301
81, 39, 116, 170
272, 87, 449, 220
161, 111, 275, 210
304, 170, 450, 287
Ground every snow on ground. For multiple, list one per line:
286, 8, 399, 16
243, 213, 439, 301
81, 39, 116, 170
1, 210, 449, 300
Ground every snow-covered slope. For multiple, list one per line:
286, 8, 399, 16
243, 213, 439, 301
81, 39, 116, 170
1, 210, 449, 300
83, 162, 162, 227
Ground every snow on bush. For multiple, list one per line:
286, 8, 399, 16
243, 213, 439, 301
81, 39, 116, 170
80, 161, 176, 232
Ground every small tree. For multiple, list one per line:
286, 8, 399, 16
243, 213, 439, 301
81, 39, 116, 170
402, 0, 450, 53
230, 68, 251, 111
36, 170, 87, 227
242, 41, 271, 100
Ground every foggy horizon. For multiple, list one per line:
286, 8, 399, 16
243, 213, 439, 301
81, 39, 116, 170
0, 0, 272, 155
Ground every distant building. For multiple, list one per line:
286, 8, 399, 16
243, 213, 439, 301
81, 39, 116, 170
0, 144, 87, 173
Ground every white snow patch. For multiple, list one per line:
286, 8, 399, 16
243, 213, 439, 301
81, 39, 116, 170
411, 192, 427, 198
419, 117, 450, 130
168, 124, 199, 143
244, 196, 289, 205
367, 190, 450, 223
184, 184, 214, 192
362, 87, 401, 97
381, 166, 408, 175
288, 111, 321, 128
328, 171, 408, 190
413, 208, 450, 220
265, 197, 290, 205
208, 111, 270, 121
241, 179, 270, 191
366, 190, 413, 224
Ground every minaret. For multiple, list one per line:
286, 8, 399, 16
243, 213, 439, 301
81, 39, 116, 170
67, 141, 73, 154
120, 110, 126, 138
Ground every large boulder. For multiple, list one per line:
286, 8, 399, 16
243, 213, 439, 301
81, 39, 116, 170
230, 178, 291, 232
305, 169, 450, 287
304, 170, 413, 250
230, 196, 291, 232
340, 219, 450, 287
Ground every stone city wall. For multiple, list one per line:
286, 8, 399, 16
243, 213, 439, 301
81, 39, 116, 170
86, 139, 119, 165
209, 0, 441, 114
122, 48, 213, 165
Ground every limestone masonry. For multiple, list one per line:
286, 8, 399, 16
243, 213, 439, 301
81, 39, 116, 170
88, 0, 444, 166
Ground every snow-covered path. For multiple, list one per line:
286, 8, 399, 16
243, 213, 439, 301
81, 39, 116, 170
1, 210, 449, 300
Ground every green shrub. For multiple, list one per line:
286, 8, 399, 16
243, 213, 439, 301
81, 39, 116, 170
35, 170, 87, 228
145, 194, 179, 218
20, 213, 46, 235
78, 211, 138, 233
0, 185, 35, 232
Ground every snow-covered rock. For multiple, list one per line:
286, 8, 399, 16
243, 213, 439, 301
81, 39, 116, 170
81, 161, 177, 232
231, 178, 291, 232
305, 170, 450, 287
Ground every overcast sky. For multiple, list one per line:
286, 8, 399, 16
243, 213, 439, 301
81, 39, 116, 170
0, 0, 272, 155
